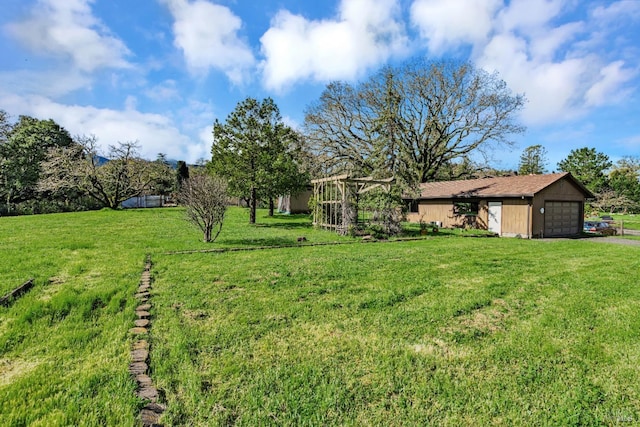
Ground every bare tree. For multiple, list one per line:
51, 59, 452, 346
591, 189, 636, 214
304, 60, 525, 190
39, 136, 170, 208
178, 174, 228, 242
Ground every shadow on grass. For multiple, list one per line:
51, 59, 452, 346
218, 237, 301, 247
254, 214, 313, 229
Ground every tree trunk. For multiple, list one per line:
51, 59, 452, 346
269, 198, 274, 216
204, 225, 212, 242
249, 187, 257, 224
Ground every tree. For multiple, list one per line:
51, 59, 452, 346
608, 156, 640, 212
518, 145, 548, 175
304, 59, 525, 190
39, 136, 168, 209
591, 188, 636, 214
210, 97, 307, 223
557, 147, 612, 193
150, 153, 175, 198
178, 173, 228, 242
0, 110, 11, 144
175, 160, 190, 192
0, 115, 73, 211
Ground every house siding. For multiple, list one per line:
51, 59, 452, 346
500, 199, 531, 237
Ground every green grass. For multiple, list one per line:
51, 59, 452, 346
151, 228, 640, 425
1, 207, 640, 425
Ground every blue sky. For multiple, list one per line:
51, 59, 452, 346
0, 0, 638, 171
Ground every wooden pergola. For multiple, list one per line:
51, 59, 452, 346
311, 174, 395, 235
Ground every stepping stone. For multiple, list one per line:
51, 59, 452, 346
140, 403, 164, 426
133, 340, 148, 350
129, 361, 148, 375
138, 285, 151, 292
137, 304, 151, 311
129, 327, 148, 335
131, 348, 149, 363
135, 292, 150, 299
136, 310, 151, 318
135, 319, 150, 328
138, 386, 158, 401
136, 373, 153, 387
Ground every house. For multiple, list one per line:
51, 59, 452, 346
405, 173, 594, 238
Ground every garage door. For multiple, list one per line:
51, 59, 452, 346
544, 201, 581, 237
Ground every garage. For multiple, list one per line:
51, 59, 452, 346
544, 201, 581, 237
407, 172, 593, 238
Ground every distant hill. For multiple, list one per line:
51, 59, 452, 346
93, 156, 184, 168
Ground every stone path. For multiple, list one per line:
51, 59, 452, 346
129, 256, 165, 427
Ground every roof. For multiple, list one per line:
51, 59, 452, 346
414, 172, 594, 199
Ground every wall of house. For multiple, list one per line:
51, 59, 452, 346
407, 198, 531, 236
531, 178, 586, 237
408, 200, 489, 229
500, 199, 531, 237
406, 201, 458, 227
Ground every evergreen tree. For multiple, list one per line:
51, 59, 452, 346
210, 97, 307, 223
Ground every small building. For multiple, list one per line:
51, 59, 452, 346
405, 173, 594, 238
277, 189, 312, 214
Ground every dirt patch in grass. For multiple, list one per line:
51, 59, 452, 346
0, 358, 41, 387
442, 298, 513, 340
410, 338, 470, 359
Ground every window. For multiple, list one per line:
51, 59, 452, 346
407, 199, 419, 213
453, 201, 479, 216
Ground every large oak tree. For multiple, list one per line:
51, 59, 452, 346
304, 60, 525, 190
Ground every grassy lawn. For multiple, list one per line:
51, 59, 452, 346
1, 207, 640, 425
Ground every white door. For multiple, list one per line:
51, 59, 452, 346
488, 202, 502, 235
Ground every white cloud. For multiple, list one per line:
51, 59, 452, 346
407, 0, 638, 127
585, 61, 636, 107
4, 0, 131, 72
592, 1, 640, 22
495, 0, 565, 33
161, 0, 255, 84
0, 69, 93, 98
477, 32, 592, 124
1, 93, 205, 162
410, 0, 501, 53
144, 80, 181, 102
260, 0, 408, 91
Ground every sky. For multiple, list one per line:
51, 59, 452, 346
0, 0, 638, 171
